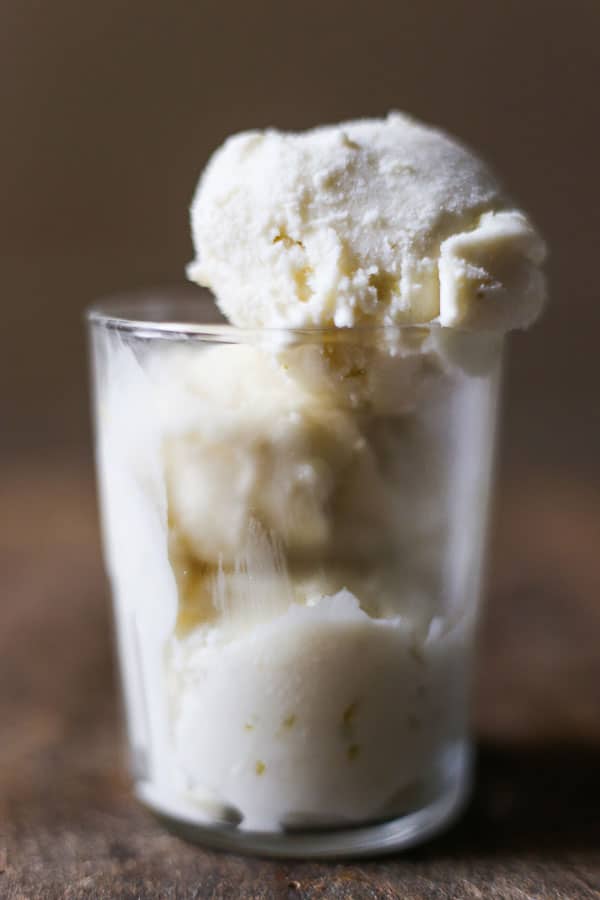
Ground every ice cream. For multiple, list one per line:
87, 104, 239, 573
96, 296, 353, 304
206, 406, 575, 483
169, 592, 469, 831
97, 329, 496, 831
188, 112, 546, 331
91, 111, 546, 844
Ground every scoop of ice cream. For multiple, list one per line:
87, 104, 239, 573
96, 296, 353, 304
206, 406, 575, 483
153, 345, 397, 568
171, 590, 468, 831
188, 112, 546, 331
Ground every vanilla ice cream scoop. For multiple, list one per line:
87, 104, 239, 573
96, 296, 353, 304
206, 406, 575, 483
152, 344, 431, 576
89, 109, 536, 853
188, 112, 546, 330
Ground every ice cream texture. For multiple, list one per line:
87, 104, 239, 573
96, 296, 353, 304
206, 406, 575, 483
188, 112, 546, 330
95, 112, 546, 836
99, 333, 481, 830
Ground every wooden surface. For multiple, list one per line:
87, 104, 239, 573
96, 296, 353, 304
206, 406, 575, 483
1, 459, 600, 899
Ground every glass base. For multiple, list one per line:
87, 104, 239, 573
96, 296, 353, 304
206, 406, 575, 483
136, 745, 471, 860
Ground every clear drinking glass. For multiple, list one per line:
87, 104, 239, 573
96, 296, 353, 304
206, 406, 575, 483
87, 288, 502, 859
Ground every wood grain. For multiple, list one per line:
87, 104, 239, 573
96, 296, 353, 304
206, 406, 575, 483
1, 459, 599, 899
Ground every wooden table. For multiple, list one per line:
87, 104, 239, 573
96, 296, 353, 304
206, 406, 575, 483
1, 459, 599, 899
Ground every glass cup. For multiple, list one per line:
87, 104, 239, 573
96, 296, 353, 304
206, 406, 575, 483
87, 289, 502, 858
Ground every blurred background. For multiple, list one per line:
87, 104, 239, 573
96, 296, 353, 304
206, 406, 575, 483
1, 0, 599, 479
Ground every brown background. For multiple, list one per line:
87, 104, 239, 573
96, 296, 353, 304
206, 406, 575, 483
2, 2, 600, 897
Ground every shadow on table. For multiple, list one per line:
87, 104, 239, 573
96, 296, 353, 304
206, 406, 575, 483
413, 741, 600, 859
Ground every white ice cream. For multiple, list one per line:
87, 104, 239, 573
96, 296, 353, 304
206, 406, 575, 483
96, 332, 495, 830
93, 111, 544, 835
169, 592, 469, 831
188, 112, 546, 330
155, 342, 445, 579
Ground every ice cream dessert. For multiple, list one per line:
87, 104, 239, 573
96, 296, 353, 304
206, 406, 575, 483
188, 112, 545, 331
93, 112, 546, 838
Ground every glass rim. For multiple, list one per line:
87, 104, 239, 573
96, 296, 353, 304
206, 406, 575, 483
85, 286, 500, 344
